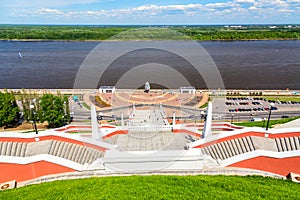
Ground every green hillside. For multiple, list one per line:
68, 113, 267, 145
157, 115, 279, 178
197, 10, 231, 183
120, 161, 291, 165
0, 175, 299, 199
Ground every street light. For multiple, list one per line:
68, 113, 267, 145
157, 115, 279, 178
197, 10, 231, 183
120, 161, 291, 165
265, 102, 275, 131
30, 104, 38, 135
63, 101, 67, 125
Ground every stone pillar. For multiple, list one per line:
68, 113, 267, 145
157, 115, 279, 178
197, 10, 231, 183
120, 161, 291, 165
132, 103, 135, 114
202, 102, 212, 138
91, 104, 100, 140
121, 112, 124, 127
172, 112, 176, 128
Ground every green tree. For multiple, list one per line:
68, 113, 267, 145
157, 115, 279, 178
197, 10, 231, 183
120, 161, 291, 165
39, 94, 69, 128
0, 91, 20, 128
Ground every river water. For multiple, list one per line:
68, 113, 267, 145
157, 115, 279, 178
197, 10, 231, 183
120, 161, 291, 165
0, 40, 299, 89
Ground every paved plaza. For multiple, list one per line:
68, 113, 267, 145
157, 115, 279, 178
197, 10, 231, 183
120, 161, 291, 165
108, 109, 189, 151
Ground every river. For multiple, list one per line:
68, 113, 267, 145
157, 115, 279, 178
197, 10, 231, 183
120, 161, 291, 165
0, 40, 299, 89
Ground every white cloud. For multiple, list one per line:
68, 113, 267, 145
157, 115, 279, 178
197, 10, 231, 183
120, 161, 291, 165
13, 1, 300, 23
206, 2, 237, 8
34, 8, 63, 15
288, 0, 300, 2
249, 6, 258, 10
278, 9, 293, 12
235, 0, 255, 3
2, 0, 101, 8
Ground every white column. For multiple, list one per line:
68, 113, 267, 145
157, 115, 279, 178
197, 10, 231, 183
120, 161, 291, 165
91, 104, 100, 140
133, 103, 135, 113
121, 113, 124, 127
172, 112, 176, 128
202, 102, 212, 138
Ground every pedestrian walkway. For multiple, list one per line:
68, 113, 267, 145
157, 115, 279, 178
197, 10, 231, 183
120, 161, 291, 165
113, 108, 189, 151
275, 118, 300, 129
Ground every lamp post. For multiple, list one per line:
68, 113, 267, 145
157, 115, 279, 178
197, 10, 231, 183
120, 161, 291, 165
63, 101, 67, 125
265, 103, 275, 131
30, 104, 38, 135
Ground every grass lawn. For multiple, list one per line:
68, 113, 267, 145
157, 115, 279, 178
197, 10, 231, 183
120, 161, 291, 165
81, 102, 91, 110
234, 116, 300, 128
0, 175, 299, 199
224, 95, 300, 102
262, 96, 300, 102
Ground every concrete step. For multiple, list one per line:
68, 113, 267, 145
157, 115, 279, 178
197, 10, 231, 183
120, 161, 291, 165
10, 142, 17, 156
280, 138, 287, 151
294, 137, 300, 150
214, 144, 223, 160
285, 137, 292, 151
220, 142, 229, 159
60, 142, 71, 159
246, 137, 255, 151
237, 138, 245, 154
242, 137, 250, 152
233, 139, 242, 155
78, 148, 88, 164
15, 142, 23, 156
49, 140, 59, 155
70, 144, 81, 162
228, 140, 237, 156
208, 145, 218, 160
0, 142, 3, 155
20, 143, 27, 157
290, 137, 296, 151
87, 149, 96, 164
66, 144, 76, 161
74, 146, 85, 163
224, 141, 234, 158
5, 142, 12, 156
275, 138, 283, 152
228, 140, 238, 156
51, 140, 61, 156
56, 141, 67, 158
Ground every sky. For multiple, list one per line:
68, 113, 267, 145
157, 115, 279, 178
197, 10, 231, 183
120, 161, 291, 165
1, 0, 300, 25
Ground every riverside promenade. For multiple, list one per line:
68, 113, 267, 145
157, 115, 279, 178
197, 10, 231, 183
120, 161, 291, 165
1, 88, 298, 96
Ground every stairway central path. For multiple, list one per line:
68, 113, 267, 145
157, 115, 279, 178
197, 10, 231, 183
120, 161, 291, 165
116, 109, 188, 151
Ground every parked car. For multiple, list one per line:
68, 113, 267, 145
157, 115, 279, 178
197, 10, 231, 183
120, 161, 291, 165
281, 115, 289, 118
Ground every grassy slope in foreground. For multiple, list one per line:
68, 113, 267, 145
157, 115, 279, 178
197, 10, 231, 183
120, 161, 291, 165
0, 175, 299, 199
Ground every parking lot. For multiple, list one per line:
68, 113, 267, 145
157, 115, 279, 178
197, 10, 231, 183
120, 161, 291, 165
213, 97, 300, 121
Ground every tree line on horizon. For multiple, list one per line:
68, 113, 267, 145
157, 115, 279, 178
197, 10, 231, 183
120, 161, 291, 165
0, 25, 299, 40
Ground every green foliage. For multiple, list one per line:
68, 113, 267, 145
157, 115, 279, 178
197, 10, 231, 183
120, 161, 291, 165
0, 90, 20, 128
39, 94, 69, 128
0, 25, 128, 41
234, 116, 300, 128
262, 96, 300, 102
18, 90, 70, 128
0, 175, 299, 199
0, 25, 299, 41
174, 26, 300, 40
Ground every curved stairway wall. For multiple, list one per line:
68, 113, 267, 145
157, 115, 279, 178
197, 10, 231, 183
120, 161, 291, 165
190, 127, 300, 176
0, 131, 116, 183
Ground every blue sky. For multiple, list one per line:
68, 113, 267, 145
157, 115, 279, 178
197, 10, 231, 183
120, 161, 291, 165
1, 0, 300, 24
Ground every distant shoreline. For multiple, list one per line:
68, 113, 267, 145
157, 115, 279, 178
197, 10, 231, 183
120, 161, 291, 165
1, 25, 299, 41
1, 38, 299, 42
